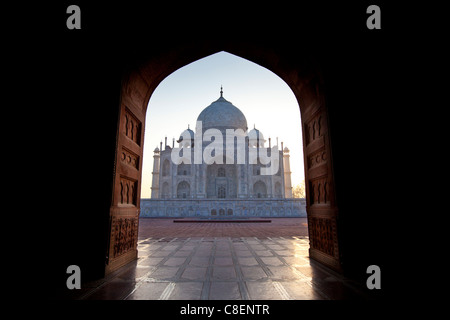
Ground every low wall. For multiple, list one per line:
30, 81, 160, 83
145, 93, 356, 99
140, 198, 307, 218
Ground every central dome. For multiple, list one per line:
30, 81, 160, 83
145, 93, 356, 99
197, 90, 248, 132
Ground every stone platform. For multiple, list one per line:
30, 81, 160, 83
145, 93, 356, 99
140, 198, 306, 218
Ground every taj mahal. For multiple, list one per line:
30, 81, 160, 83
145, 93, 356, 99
140, 88, 306, 217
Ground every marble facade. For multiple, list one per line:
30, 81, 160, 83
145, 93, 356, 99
144, 89, 300, 218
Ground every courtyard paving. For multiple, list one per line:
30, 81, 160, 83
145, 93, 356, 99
79, 218, 368, 300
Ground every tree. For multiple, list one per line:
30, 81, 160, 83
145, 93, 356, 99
292, 180, 306, 198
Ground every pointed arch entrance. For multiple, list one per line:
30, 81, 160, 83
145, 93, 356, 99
106, 44, 341, 275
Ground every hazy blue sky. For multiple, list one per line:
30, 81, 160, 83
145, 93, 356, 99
141, 51, 304, 198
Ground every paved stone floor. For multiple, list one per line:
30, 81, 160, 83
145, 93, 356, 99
79, 218, 368, 300
137, 217, 310, 238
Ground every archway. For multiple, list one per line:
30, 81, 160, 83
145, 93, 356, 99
275, 182, 282, 198
176, 181, 190, 199
253, 181, 268, 198
161, 182, 169, 199
162, 159, 170, 176
217, 185, 226, 199
206, 162, 237, 199
106, 44, 341, 275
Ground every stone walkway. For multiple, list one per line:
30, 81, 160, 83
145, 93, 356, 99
137, 217, 309, 239
79, 218, 367, 300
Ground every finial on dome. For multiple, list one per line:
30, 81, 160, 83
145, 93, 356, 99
188, 124, 190, 129
220, 85, 223, 97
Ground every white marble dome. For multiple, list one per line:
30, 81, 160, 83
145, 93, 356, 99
177, 127, 194, 148
197, 90, 247, 132
248, 127, 265, 148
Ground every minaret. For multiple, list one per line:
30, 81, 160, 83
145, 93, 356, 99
150, 147, 160, 198
283, 146, 293, 198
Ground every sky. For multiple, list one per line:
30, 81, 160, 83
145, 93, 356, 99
141, 51, 304, 198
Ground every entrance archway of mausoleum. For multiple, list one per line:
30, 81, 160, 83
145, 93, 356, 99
106, 44, 341, 275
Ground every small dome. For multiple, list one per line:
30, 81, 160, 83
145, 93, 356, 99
248, 127, 265, 140
248, 126, 265, 148
177, 126, 194, 147
196, 89, 247, 132
153, 147, 160, 153
283, 146, 290, 153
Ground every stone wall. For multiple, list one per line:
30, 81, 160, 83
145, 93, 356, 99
140, 198, 306, 218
